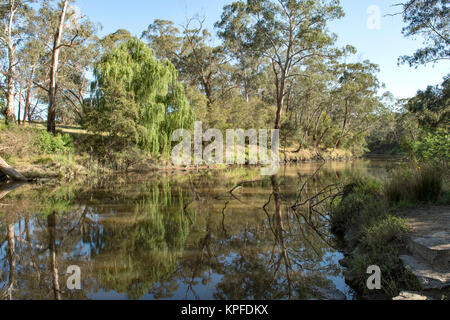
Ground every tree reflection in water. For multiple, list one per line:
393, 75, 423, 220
0, 163, 384, 300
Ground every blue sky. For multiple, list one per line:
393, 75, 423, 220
76, 0, 449, 99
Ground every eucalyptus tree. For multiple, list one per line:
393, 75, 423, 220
143, 17, 231, 108
284, 58, 336, 149
30, 0, 98, 130
0, 0, 34, 124
216, 0, 345, 130
397, 0, 449, 66
406, 75, 449, 129
14, 5, 43, 125
141, 19, 182, 62
99, 28, 132, 53
215, 1, 267, 102
46, 0, 69, 133
330, 61, 381, 151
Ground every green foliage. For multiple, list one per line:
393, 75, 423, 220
33, 130, 74, 154
330, 176, 418, 297
410, 128, 450, 164
438, 191, 450, 205
406, 76, 449, 129
361, 215, 408, 250
347, 247, 419, 298
366, 75, 448, 157
331, 179, 386, 242
83, 38, 193, 157
413, 165, 444, 202
399, 0, 449, 67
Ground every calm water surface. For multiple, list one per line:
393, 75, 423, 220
0, 159, 399, 300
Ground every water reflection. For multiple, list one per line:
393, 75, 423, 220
0, 160, 395, 300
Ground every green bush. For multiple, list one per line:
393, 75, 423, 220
331, 177, 385, 237
347, 246, 418, 297
34, 130, 74, 154
361, 215, 408, 250
411, 128, 449, 165
330, 177, 416, 297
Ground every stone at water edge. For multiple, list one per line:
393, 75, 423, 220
400, 255, 450, 290
393, 291, 429, 300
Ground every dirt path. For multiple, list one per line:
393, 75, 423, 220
395, 205, 450, 300
401, 206, 450, 238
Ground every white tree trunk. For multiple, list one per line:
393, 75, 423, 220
47, 0, 69, 134
5, 1, 17, 123
0, 156, 28, 182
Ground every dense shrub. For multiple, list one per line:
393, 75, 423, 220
330, 178, 387, 245
411, 128, 449, 165
330, 176, 418, 298
33, 130, 74, 154
361, 215, 408, 250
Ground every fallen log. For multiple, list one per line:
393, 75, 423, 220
0, 156, 29, 182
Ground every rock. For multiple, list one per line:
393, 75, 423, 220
407, 232, 450, 269
400, 255, 450, 290
393, 291, 429, 300
311, 286, 347, 300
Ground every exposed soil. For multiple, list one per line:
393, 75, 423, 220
400, 206, 450, 238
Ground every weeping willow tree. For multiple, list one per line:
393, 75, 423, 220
83, 38, 193, 156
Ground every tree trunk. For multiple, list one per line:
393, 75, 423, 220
22, 65, 36, 125
48, 213, 61, 300
0, 156, 28, 182
275, 97, 284, 130
17, 83, 23, 125
47, 0, 69, 135
274, 68, 287, 130
5, 223, 16, 300
5, 3, 17, 124
5, 75, 16, 124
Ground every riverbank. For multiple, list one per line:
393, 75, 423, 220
0, 123, 362, 183
0, 123, 228, 182
330, 168, 449, 299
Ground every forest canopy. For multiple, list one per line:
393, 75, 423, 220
0, 0, 448, 165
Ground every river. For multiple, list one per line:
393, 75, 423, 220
0, 159, 400, 300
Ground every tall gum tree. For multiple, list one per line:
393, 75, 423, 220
0, 0, 33, 124
395, 0, 449, 66
216, 0, 346, 130
47, 0, 69, 134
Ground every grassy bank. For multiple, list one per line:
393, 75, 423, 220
0, 123, 92, 181
330, 165, 449, 298
0, 123, 364, 183
283, 148, 354, 162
